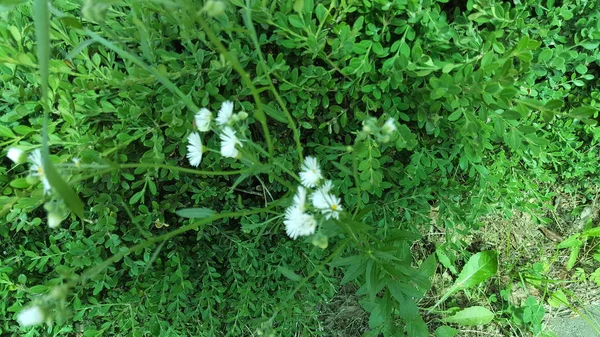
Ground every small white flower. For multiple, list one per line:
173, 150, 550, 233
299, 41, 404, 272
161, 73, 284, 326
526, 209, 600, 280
72, 158, 81, 167
284, 206, 317, 239
216, 101, 234, 126
293, 186, 307, 211
312, 188, 343, 220
48, 212, 62, 229
382, 118, 397, 134
7, 147, 26, 164
299, 156, 323, 188
17, 306, 45, 327
310, 181, 333, 209
194, 108, 212, 132
220, 126, 242, 158
321, 193, 343, 220
186, 132, 203, 167
29, 149, 51, 194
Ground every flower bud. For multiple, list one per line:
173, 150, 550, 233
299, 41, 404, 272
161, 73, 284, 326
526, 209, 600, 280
203, 0, 226, 17
7, 147, 26, 164
17, 306, 45, 327
382, 118, 397, 135
48, 212, 63, 229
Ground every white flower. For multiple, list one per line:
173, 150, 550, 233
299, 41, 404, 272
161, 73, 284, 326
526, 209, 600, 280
220, 126, 242, 158
48, 212, 62, 229
7, 147, 26, 164
310, 180, 332, 209
299, 156, 322, 188
382, 118, 397, 134
312, 188, 343, 220
293, 186, 307, 211
29, 149, 52, 194
216, 100, 234, 126
194, 108, 212, 132
17, 306, 45, 327
284, 206, 317, 239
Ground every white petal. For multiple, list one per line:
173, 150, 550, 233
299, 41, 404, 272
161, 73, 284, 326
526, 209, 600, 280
220, 126, 242, 158
216, 101, 234, 126
186, 132, 203, 167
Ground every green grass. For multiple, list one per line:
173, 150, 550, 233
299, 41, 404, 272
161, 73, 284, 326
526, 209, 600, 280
1, 0, 600, 336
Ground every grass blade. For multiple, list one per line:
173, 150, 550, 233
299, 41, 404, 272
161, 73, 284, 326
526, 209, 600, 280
33, 0, 85, 219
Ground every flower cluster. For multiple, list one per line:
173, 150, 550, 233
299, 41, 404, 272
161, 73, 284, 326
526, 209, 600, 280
284, 156, 343, 240
5, 147, 70, 228
186, 100, 246, 167
361, 116, 398, 143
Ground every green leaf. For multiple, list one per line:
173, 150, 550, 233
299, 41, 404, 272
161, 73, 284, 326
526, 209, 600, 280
557, 234, 582, 249
442, 306, 494, 326
582, 227, 600, 238
567, 246, 580, 271
568, 106, 597, 119
447, 109, 462, 121
548, 289, 569, 307
538, 49, 553, 63
277, 265, 302, 281
430, 251, 498, 311
0, 125, 16, 138
436, 326, 459, 337
175, 208, 217, 219
545, 99, 564, 110
453, 251, 497, 289
292, 0, 304, 13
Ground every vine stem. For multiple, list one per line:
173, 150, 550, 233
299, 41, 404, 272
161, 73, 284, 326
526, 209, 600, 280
70, 206, 272, 288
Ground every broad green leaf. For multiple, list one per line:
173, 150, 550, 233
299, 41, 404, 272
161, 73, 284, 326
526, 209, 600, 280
277, 266, 302, 282
557, 234, 582, 249
583, 227, 600, 238
436, 326, 458, 337
442, 306, 494, 326
568, 106, 596, 119
175, 208, 217, 219
548, 289, 569, 307
545, 99, 564, 110
429, 251, 498, 311
453, 251, 497, 289
566, 246, 580, 271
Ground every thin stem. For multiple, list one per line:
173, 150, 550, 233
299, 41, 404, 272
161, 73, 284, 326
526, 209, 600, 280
242, 1, 303, 161
72, 207, 271, 287
83, 29, 199, 113
194, 15, 274, 159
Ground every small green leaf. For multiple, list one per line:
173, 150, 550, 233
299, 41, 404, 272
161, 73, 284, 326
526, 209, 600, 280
447, 109, 462, 121
175, 208, 217, 219
292, 0, 304, 13
538, 49, 553, 63
443, 306, 494, 326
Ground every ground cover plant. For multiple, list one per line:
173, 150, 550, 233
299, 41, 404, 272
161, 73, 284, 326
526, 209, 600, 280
1, 0, 600, 336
